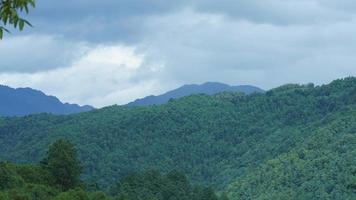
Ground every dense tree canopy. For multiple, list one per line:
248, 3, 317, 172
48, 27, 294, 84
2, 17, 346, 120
40, 139, 82, 191
0, 77, 355, 199
0, 140, 223, 199
0, 0, 35, 39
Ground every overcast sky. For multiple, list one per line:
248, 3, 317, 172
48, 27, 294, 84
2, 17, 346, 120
0, 0, 355, 107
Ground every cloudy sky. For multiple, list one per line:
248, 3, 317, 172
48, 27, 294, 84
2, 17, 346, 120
0, 0, 355, 107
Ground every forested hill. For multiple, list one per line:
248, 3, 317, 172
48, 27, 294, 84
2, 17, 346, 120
127, 82, 263, 106
0, 139, 224, 199
0, 85, 94, 116
0, 77, 355, 199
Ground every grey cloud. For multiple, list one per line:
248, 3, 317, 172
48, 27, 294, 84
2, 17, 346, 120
1, 0, 356, 105
193, 0, 351, 25
0, 35, 89, 72
140, 9, 356, 88
23, 0, 190, 43
319, 0, 356, 12
20, 0, 356, 43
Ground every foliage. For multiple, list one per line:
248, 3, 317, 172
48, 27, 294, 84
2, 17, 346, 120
0, 140, 223, 200
0, 0, 35, 39
0, 162, 25, 190
40, 139, 82, 191
110, 170, 222, 200
0, 77, 355, 199
227, 107, 356, 199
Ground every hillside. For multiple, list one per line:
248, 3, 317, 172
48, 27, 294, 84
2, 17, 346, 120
0, 77, 355, 199
0, 140, 223, 200
227, 106, 356, 199
127, 82, 263, 106
0, 85, 94, 116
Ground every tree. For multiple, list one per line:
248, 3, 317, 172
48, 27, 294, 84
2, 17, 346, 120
41, 139, 82, 191
0, 162, 25, 190
0, 0, 35, 39
191, 186, 219, 200
219, 192, 229, 200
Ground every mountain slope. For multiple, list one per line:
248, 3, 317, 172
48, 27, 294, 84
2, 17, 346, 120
0, 85, 94, 116
227, 106, 356, 199
0, 77, 355, 199
127, 82, 263, 106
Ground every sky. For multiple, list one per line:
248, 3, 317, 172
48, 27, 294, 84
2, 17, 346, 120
0, 0, 355, 107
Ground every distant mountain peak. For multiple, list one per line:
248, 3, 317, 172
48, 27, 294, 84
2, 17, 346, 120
127, 82, 264, 106
0, 85, 94, 117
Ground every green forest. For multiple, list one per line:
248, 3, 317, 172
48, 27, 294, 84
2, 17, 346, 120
0, 139, 223, 199
0, 77, 355, 199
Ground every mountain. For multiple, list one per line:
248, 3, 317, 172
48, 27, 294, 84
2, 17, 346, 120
0, 77, 355, 199
127, 82, 264, 106
0, 85, 94, 116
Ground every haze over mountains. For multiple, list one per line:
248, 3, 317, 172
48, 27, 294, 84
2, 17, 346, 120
0, 85, 94, 117
0, 82, 263, 116
127, 82, 264, 106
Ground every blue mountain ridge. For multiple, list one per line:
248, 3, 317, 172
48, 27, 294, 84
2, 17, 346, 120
0, 85, 94, 117
127, 82, 264, 106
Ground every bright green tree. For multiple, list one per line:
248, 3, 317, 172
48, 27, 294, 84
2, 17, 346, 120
41, 139, 82, 191
0, 0, 35, 39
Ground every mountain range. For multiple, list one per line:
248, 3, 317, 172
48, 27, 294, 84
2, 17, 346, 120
0, 82, 263, 116
0, 77, 354, 199
127, 82, 264, 106
0, 85, 94, 117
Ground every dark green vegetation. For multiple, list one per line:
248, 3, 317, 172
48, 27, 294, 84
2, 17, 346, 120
0, 77, 355, 199
0, 140, 223, 200
108, 170, 222, 200
227, 106, 356, 199
0, 0, 35, 39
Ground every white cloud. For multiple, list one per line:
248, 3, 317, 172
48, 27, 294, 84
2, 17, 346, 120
0, 44, 175, 107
